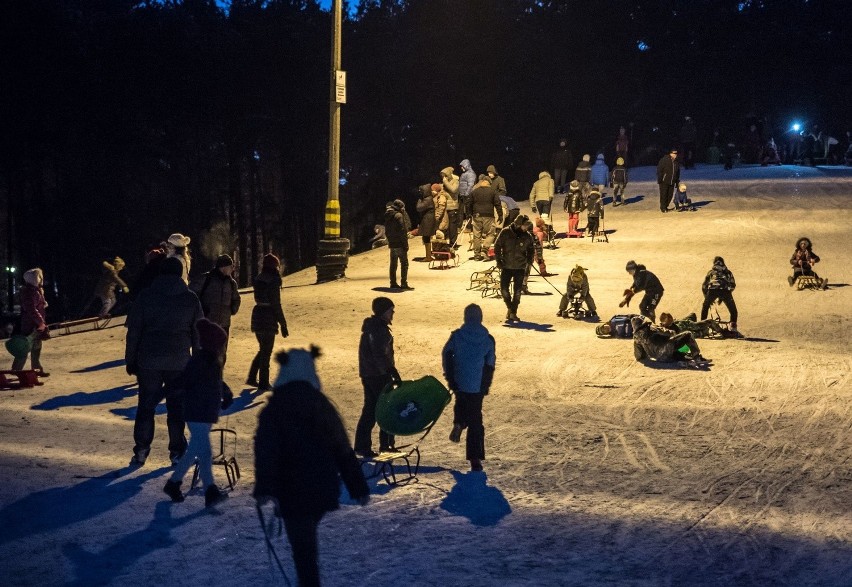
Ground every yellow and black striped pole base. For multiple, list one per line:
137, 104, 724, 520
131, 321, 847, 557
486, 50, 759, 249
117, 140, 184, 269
324, 199, 340, 239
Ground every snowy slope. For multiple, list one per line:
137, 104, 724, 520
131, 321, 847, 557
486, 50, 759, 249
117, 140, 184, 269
1, 164, 851, 586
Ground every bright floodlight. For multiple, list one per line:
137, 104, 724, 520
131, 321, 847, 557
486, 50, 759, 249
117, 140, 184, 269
791, 123, 801, 132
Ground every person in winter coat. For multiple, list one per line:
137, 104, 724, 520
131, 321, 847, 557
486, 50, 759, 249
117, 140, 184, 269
522, 217, 549, 293
194, 254, 241, 361
615, 126, 630, 163
254, 346, 369, 587
163, 318, 233, 507
610, 157, 629, 206
595, 314, 640, 338
673, 182, 694, 211
247, 254, 289, 391
700, 256, 738, 331
468, 175, 503, 261
557, 265, 597, 318
574, 154, 593, 198
564, 180, 585, 237
631, 316, 709, 365
590, 153, 609, 191
384, 199, 413, 290
789, 236, 827, 289
499, 194, 521, 227
94, 257, 129, 318
620, 260, 664, 323
12, 268, 50, 376
585, 189, 604, 237
486, 165, 507, 198
494, 215, 535, 322
443, 304, 496, 472
458, 159, 477, 221
659, 312, 730, 339
529, 171, 555, 218
415, 183, 436, 261
680, 116, 698, 169
441, 166, 461, 245
551, 139, 574, 193
125, 256, 203, 466
165, 233, 192, 284
433, 183, 449, 234
656, 149, 680, 212
355, 297, 400, 457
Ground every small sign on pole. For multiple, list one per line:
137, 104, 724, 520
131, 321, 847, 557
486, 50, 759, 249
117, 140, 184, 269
335, 70, 347, 104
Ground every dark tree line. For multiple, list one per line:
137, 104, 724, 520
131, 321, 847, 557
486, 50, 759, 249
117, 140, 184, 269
1, 0, 847, 317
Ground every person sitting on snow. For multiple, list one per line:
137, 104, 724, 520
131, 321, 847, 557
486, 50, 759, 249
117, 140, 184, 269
673, 182, 694, 211
789, 236, 828, 289
658, 312, 735, 339
631, 316, 710, 365
557, 265, 598, 318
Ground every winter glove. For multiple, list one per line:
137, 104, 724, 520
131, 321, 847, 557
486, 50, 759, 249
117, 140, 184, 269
280, 324, 289, 338
126, 361, 138, 376
221, 382, 234, 410
618, 289, 634, 308
122, 287, 130, 294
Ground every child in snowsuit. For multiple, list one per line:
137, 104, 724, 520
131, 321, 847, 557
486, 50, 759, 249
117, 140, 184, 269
585, 189, 604, 237
789, 236, 827, 289
163, 318, 233, 507
522, 218, 549, 293
443, 304, 496, 472
610, 157, 628, 206
254, 346, 369, 587
595, 314, 640, 337
557, 265, 598, 318
631, 316, 709, 364
563, 180, 585, 237
621, 260, 664, 323
94, 257, 129, 318
674, 182, 694, 211
700, 256, 738, 331
590, 153, 609, 193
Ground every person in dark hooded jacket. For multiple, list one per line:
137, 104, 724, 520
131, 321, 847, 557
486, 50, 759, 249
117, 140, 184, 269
355, 297, 400, 457
620, 260, 664, 323
700, 256, 738, 332
486, 165, 507, 198
254, 347, 369, 587
247, 254, 289, 391
125, 256, 203, 466
789, 236, 827, 288
194, 254, 241, 362
656, 149, 680, 212
415, 184, 436, 261
384, 199, 413, 290
631, 316, 709, 365
443, 304, 496, 472
494, 215, 535, 322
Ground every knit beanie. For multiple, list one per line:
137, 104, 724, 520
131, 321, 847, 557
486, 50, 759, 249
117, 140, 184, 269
196, 318, 227, 355
215, 254, 234, 268
262, 253, 280, 270
160, 257, 184, 276
372, 296, 394, 317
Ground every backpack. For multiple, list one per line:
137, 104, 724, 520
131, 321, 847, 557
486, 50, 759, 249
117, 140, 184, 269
707, 267, 733, 290
610, 315, 634, 338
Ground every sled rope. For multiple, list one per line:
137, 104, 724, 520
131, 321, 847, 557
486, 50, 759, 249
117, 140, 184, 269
530, 263, 565, 297
256, 503, 293, 586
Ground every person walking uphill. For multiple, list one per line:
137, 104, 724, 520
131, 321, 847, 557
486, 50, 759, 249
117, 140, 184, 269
529, 171, 555, 218
12, 268, 50, 376
355, 297, 401, 458
247, 254, 289, 392
254, 347, 369, 587
384, 199, 413, 290
657, 148, 680, 212
443, 304, 496, 472
163, 318, 232, 507
620, 260, 664, 323
194, 254, 241, 362
494, 215, 535, 322
125, 257, 203, 466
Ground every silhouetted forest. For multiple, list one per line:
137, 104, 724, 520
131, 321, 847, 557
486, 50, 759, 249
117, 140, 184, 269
1, 0, 848, 317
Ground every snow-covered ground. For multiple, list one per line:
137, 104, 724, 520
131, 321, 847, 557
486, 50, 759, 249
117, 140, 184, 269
1, 164, 851, 586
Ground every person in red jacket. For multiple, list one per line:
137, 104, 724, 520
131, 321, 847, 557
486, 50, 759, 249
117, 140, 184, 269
12, 268, 50, 377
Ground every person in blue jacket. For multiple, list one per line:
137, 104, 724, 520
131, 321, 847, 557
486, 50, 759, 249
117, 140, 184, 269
590, 153, 610, 191
442, 304, 496, 472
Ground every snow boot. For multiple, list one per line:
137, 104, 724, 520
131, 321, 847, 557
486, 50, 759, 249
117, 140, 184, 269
470, 459, 483, 472
449, 424, 463, 443
163, 480, 184, 503
205, 485, 228, 507
246, 358, 260, 387
400, 283, 415, 291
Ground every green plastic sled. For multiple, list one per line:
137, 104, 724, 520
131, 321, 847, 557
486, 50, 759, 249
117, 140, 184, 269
5, 334, 32, 360
376, 376, 451, 436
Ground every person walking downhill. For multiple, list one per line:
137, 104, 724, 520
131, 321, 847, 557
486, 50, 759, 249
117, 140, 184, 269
355, 297, 401, 458
12, 268, 50, 377
163, 318, 232, 507
656, 148, 680, 213
444, 304, 496, 472
254, 347, 369, 587
125, 257, 203, 466
384, 199, 413, 290
247, 254, 289, 392
494, 215, 535, 322
194, 254, 241, 363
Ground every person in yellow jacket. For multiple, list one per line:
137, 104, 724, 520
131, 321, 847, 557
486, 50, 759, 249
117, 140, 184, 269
529, 171, 555, 218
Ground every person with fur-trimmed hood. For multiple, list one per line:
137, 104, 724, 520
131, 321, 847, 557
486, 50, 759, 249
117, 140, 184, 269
486, 165, 507, 198
443, 304, 496, 473
557, 265, 597, 318
458, 159, 477, 221
610, 157, 629, 206
94, 257, 129, 318
529, 171, 555, 218
621, 261, 664, 323
12, 268, 50, 376
441, 166, 461, 244
789, 236, 827, 289
563, 180, 585, 237
254, 346, 369, 587
384, 199, 413, 290
631, 316, 709, 365
494, 214, 535, 322
700, 256, 738, 331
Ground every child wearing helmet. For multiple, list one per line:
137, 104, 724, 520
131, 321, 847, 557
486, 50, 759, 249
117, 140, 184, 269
674, 182, 694, 211
556, 265, 598, 318
610, 157, 629, 206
